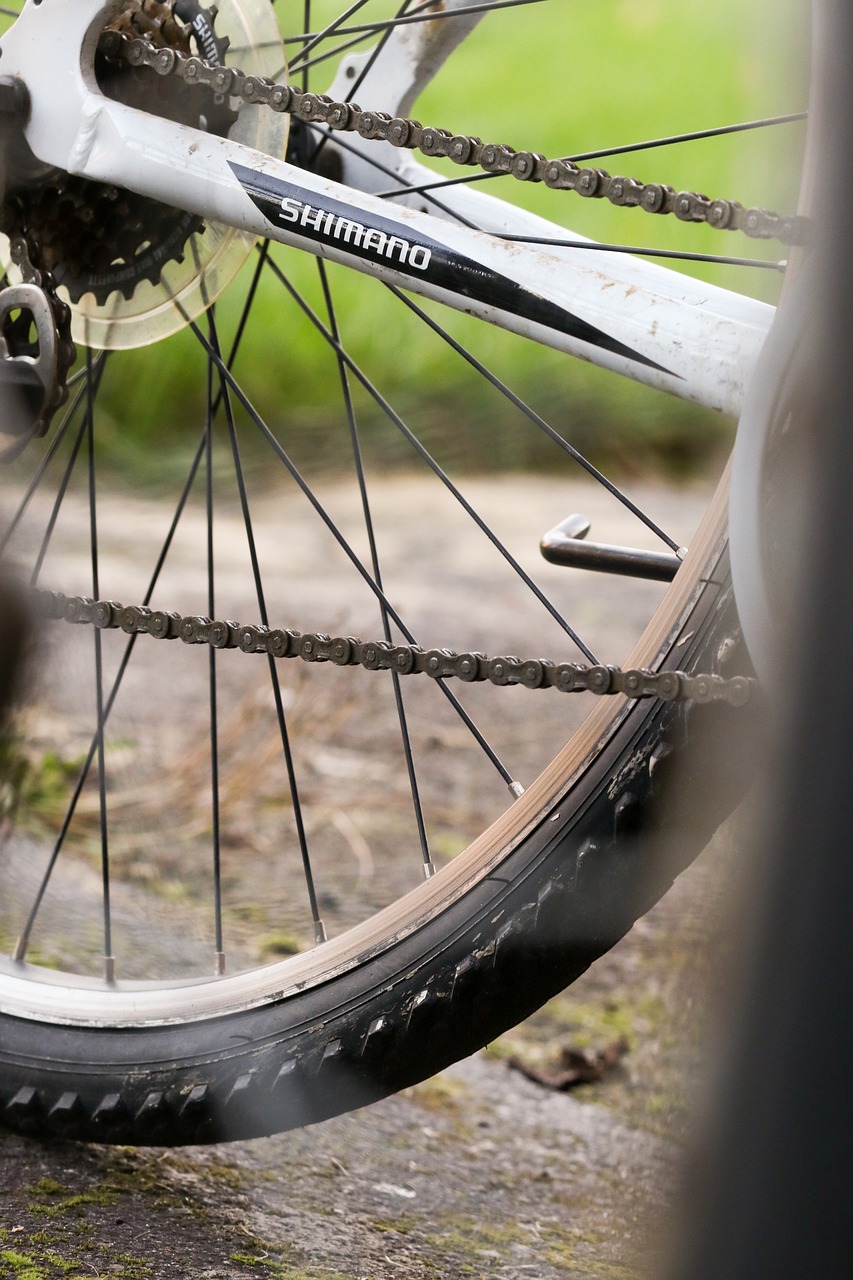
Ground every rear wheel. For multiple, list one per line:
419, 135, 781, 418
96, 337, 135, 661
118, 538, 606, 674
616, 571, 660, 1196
0, 0, 801, 1143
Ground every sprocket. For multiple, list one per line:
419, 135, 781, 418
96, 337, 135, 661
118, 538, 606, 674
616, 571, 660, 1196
11, 0, 237, 307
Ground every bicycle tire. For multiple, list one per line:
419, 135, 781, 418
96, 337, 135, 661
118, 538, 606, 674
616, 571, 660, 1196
0, 0, 784, 1145
0, 480, 756, 1145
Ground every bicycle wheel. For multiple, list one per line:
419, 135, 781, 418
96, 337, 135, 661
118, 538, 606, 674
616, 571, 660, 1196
0, 0, 803, 1145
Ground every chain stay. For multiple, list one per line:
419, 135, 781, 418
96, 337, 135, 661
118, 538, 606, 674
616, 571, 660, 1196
31, 589, 754, 706
102, 29, 806, 247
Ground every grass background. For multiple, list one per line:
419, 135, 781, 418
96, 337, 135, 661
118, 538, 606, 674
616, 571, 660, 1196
4, 0, 809, 480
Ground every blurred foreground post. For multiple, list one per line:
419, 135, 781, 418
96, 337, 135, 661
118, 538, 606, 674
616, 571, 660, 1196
0, 572, 28, 722
666, 2, 853, 1275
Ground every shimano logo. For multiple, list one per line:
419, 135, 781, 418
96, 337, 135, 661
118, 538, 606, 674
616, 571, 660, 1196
192, 14, 220, 64
278, 197, 433, 271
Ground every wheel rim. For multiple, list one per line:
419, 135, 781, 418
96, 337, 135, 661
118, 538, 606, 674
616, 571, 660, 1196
0, 0, 804, 1017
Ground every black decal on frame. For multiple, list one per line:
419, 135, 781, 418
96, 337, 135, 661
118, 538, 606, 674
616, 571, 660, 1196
230, 162, 672, 375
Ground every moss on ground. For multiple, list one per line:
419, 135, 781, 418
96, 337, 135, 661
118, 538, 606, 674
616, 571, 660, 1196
4, 1148, 299, 1280
420, 1213, 643, 1280
229, 1253, 351, 1280
402, 1073, 471, 1119
0, 1243, 152, 1279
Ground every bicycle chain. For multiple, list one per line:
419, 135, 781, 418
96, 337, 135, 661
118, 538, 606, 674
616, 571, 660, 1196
30, 589, 755, 706
0, 16, 804, 421
102, 28, 806, 247
6, 15, 764, 707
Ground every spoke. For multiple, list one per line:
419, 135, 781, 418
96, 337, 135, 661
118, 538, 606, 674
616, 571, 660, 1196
285, 31, 376, 76
223, 38, 284, 55
86, 351, 114, 983
288, 0, 547, 74
12, 414, 209, 964
0, 354, 108, 558
205, 317, 225, 974
210, 240, 272, 422
289, 0, 422, 77
286, 0, 373, 64
373, 172, 530, 200
301, 0, 311, 91
495, 237, 786, 271
384, 282, 683, 553
263, 254, 599, 661
558, 112, 808, 167
185, 309, 519, 790
317, 257, 435, 879
29, 411, 88, 589
297, 0, 545, 39
375, 113, 807, 201
207, 311, 327, 945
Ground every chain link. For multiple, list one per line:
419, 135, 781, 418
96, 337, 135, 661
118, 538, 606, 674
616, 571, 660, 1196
31, 590, 755, 706
101, 29, 807, 246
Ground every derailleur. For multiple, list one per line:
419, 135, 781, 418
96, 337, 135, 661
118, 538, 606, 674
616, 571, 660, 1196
1, 73, 76, 463
0, 235, 76, 463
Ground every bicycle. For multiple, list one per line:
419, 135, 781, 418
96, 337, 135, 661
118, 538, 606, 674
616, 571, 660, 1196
0, 0, 807, 1145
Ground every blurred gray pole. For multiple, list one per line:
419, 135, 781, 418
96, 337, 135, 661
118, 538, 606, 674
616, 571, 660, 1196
666, 2, 853, 1275
0, 573, 28, 722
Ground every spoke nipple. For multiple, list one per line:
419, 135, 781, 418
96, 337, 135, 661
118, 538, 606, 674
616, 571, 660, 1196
12, 936, 27, 963
423, 859, 437, 880
215, 951, 226, 976
676, 546, 689, 561
508, 780, 525, 799
314, 920, 328, 946
104, 955, 116, 984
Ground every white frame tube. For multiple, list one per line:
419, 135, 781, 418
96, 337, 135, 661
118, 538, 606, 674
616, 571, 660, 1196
1, 0, 773, 416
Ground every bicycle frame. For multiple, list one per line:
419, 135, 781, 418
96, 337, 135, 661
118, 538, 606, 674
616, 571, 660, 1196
1, 0, 773, 417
